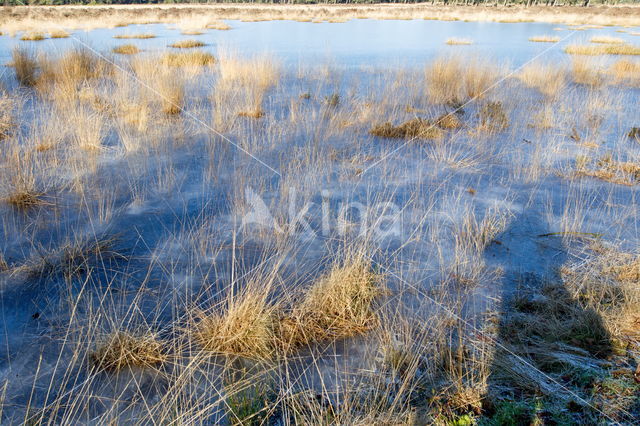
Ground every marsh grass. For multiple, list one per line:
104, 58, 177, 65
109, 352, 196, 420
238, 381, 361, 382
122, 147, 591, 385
518, 62, 567, 98
565, 43, 640, 55
112, 44, 139, 55
370, 118, 444, 140
113, 33, 155, 39
446, 37, 473, 45
195, 294, 278, 360
50, 30, 70, 39
571, 57, 605, 87
206, 21, 231, 30
529, 35, 560, 42
169, 39, 206, 49
91, 331, 166, 371
279, 256, 384, 352
161, 50, 215, 67
574, 154, 640, 186
12, 47, 37, 86
590, 35, 625, 44
425, 55, 499, 105
20, 32, 46, 41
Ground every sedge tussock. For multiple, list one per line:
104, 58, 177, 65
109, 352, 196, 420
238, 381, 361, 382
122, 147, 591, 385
518, 62, 567, 98
590, 35, 626, 44
529, 35, 560, 42
5, 190, 44, 211
445, 38, 473, 45
113, 33, 155, 39
169, 39, 206, 49
425, 55, 499, 105
194, 289, 278, 360
571, 57, 605, 87
565, 43, 640, 55
574, 154, 640, 186
20, 31, 46, 41
206, 21, 231, 30
112, 44, 139, 55
0, 94, 15, 140
161, 50, 215, 67
279, 257, 384, 352
12, 47, 37, 86
370, 118, 444, 140
50, 30, 70, 39
91, 331, 166, 372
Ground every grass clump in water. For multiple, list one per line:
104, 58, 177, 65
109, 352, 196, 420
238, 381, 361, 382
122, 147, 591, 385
91, 331, 166, 372
161, 51, 215, 67
565, 44, 640, 55
279, 257, 384, 352
194, 289, 278, 360
112, 44, 139, 55
445, 38, 473, 45
169, 39, 206, 49
12, 47, 37, 87
370, 118, 444, 140
529, 35, 560, 43
50, 30, 70, 39
20, 32, 46, 41
113, 33, 155, 39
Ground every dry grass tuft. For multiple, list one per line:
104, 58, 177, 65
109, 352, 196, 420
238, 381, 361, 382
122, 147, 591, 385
609, 59, 640, 85
113, 33, 155, 39
50, 30, 70, 39
435, 113, 463, 129
628, 127, 640, 141
370, 118, 444, 140
169, 39, 206, 49
12, 47, 37, 87
6, 190, 44, 211
0, 94, 14, 141
20, 32, 46, 41
425, 55, 498, 105
161, 50, 215, 67
590, 35, 625, 44
571, 57, 605, 87
91, 331, 166, 372
194, 289, 278, 360
112, 44, 139, 55
478, 101, 509, 132
518, 62, 567, 98
279, 257, 384, 352
207, 21, 231, 30
565, 43, 640, 55
181, 29, 205, 35
445, 38, 473, 45
529, 35, 560, 43
574, 154, 640, 186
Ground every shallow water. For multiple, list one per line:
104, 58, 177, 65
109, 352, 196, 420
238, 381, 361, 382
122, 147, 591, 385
2, 19, 639, 69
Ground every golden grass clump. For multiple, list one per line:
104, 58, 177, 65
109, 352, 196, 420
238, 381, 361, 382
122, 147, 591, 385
218, 53, 279, 88
158, 74, 184, 115
518, 62, 567, 98
169, 39, 206, 49
575, 154, 640, 186
207, 21, 231, 30
571, 57, 604, 87
280, 258, 384, 351
370, 118, 444, 140
20, 32, 46, 41
590, 35, 625, 44
12, 47, 37, 87
161, 50, 215, 67
50, 30, 70, 39
194, 290, 278, 360
425, 55, 498, 105
112, 44, 139, 55
565, 43, 640, 55
91, 331, 166, 371
6, 190, 44, 211
113, 33, 155, 39
609, 59, 640, 84
445, 38, 473, 45
0, 94, 13, 140
529, 35, 560, 43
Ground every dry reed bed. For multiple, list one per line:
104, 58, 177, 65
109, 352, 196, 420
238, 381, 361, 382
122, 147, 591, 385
0, 44, 638, 424
2, 4, 640, 34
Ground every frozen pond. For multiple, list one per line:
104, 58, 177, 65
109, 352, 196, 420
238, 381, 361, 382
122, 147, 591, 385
2, 19, 640, 68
